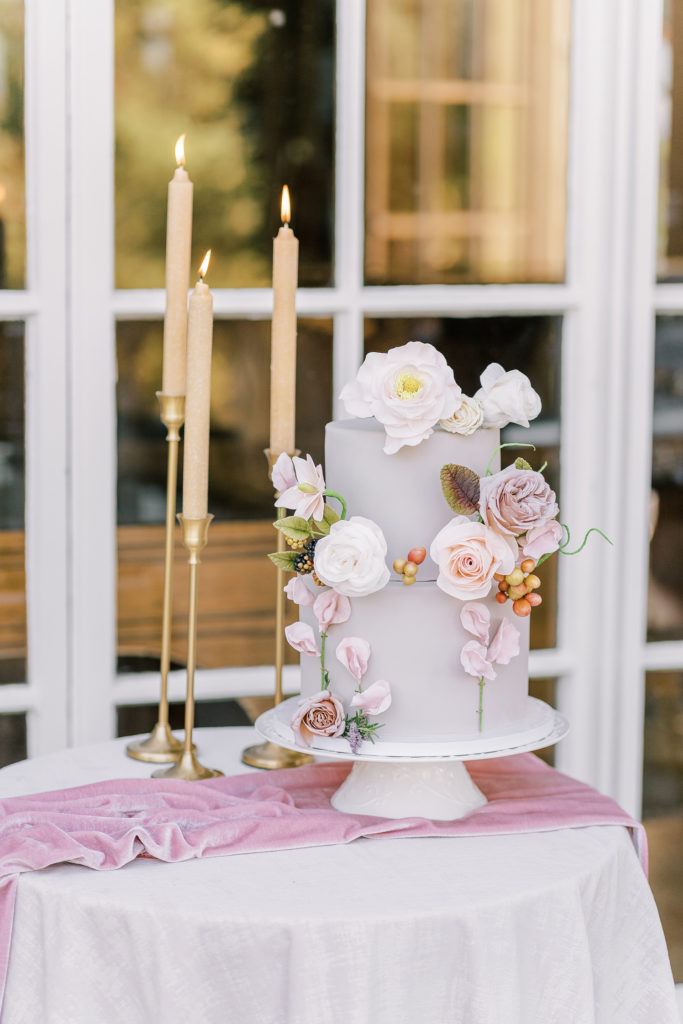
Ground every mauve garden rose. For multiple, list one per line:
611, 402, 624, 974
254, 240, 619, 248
439, 394, 484, 437
284, 622, 320, 657
314, 517, 390, 598
521, 519, 564, 561
460, 602, 491, 644
313, 589, 351, 631
339, 341, 462, 454
479, 465, 559, 537
475, 363, 541, 429
460, 640, 496, 681
351, 679, 392, 716
290, 690, 345, 747
430, 517, 517, 600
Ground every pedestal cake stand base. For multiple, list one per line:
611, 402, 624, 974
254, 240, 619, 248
255, 696, 569, 821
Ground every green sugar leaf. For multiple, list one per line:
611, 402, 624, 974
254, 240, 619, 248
273, 516, 311, 542
268, 550, 299, 571
514, 457, 533, 471
440, 463, 480, 515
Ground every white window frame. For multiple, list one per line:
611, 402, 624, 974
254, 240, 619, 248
2, 0, 678, 819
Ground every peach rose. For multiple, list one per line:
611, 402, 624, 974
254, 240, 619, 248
290, 691, 345, 747
430, 517, 517, 600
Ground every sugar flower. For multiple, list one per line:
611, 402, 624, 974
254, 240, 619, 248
275, 454, 326, 522
336, 636, 371, 683
350, 679, 392, 716
272, 452, 297, 493
521, 520, 564, 561
460, 641, 497, 681
440, 394, 484, 437
460, 602, 491, 645
313, 590, 352, 631
339, 341, 463, 454
290, 690, 345, 748
283, 576, 316, 607
487, 618, 520, 666
314, 516, 390, 597
479, 465, 559, 538
475, 364, 541, 429
430, 517, 517, 600
284, 622, 320, 657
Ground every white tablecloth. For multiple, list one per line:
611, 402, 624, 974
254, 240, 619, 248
0, 727, 678, 1024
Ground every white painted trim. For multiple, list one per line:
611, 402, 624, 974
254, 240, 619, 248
112, 665, 302, 706
642, 642, 683, 672
67, 0, 117, 744
0, 686, 38, 713
0, 293, 40, 316
652, 284, 683, 311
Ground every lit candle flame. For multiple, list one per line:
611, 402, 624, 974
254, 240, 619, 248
175, 134, 186, 167
198, 249, 211, 279
280, 185, 291, 225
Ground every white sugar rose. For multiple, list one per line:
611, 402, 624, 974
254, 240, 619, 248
474, 363, 542, 429
314, 516, 390, 597
429, 516, 517, 600
339, 341, 462, 455
439, 394, 484, 436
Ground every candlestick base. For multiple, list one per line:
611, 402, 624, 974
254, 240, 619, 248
126, 722, 196, 763
152, 749, 223, 780
242, 740, 313, 770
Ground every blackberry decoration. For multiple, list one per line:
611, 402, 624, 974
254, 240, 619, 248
293, 538, 318, 575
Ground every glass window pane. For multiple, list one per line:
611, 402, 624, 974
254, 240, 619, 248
643, 669, 683, 981
363, 316, 562, 650
0, 712, 26, 767
0, 0, 25, 289
115, 0, 334, 289
648, 318, 683, 641
0, 320, 25, 684
116, 318, 332, 671
365, 0, 570, 285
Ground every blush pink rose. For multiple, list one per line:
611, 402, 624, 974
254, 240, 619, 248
283, 576, 316, 607
460, 641, 496, 681
487, 619, 520, 665
460, 602, 491, 644
479, 465, 559, 537
350, 679, 392, 716
430, 517, 517, 600
522, 519, 564, 560
313, 590, 351, 631
290, 690, 345, 747
284, 622, 320, 657
335, 636, 371, 683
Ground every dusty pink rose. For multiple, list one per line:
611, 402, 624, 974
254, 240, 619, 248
313, 590, 351, 631
290, 690, 345, 747
522, 520, 564, 560
351, 679, 392, 716
487, 619, 520, 665
335, 636, 371, 683
460, 602, 491, 644
430, 517, 517, 600
272, 452, 297, 493
284, 622, 320, 657
460, 641, 496, 681
283, 576, 315, 607
275, 453, 326, 522
479, 465, 559, 537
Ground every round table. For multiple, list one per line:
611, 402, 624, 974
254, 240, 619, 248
0, 727, 678, 1024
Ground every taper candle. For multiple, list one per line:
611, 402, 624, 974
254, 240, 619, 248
269, 185, 299, 456
183, 251, 214, 519
161, 134, 193, 396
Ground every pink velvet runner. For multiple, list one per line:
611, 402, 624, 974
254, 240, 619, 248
0, 753, 646, 1014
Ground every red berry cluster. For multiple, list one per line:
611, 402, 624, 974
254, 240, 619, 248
393, 547, 426, 586
494, 558, 542, 617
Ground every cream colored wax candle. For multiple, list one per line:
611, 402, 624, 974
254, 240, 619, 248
269, 185, 299, 456
161, 135, 194, 396
182, 251, 214, 519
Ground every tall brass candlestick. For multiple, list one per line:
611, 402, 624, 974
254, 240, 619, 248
126, 394, 189, 763
153, 514, 222, 780
241, 450, 313, 770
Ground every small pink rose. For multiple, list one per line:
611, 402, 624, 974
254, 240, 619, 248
313, 590, 352, 631
283, 576, 315, 607
522, 520, 564, 561
460, 640, 497, 681
350, 679, 392, 716
487, 619, 520, 666
284, 622, 320, 657
460, 602, 491, 644
335, 636, 371, 683
272, 452, 297, 493
290, 690, 345, 747
479, 465, 559, 537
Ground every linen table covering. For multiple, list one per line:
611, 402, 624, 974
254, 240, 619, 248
0, 746, 677, 1024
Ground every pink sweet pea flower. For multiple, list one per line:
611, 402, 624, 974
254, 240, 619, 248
351, 679, 392, 716
272, 452, 297, 493
290, 690, 345, 747
521, 520, 564, 561
283, 576, 316, 607
487, 618, 520, 665
284, 622, 320, 657
335, 636, 371, 683
275, 454, 326, 522
313, 590, 351, 631
460, 602, 491, 645
460, 640, 497, 681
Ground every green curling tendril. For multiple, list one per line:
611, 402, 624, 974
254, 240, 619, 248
484, 442, 536, 477
322, 489, 347, 521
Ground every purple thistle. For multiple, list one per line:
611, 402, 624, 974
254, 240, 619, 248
347, 720, 362, 754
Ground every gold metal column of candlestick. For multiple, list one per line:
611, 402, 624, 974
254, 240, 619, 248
242, 450, 313, 769
127, 393, 192, 763
153, 515, 223, 780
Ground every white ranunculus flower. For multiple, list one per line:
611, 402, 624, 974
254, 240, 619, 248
339, 341, 462, 455
474, 363, 542, 429
314, 516, 390, 598
439, 394, 484, 436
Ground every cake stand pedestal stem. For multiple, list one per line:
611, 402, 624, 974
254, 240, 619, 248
331, 760, 488, 821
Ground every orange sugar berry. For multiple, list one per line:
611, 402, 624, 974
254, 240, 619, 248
520, 559, 536, 574
526, 592, 542, 607
495, 592, 508, 604
512, 598, 532, 617
407, 547, 427, 565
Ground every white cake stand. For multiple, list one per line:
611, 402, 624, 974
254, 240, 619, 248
255, 696, 569, 822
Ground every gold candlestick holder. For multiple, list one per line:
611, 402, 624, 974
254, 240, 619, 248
242, 449, 313, 770
127, 393, 192, 763
152, 514, 223, 780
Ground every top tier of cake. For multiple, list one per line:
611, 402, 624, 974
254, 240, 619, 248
325, 418, 501, 581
